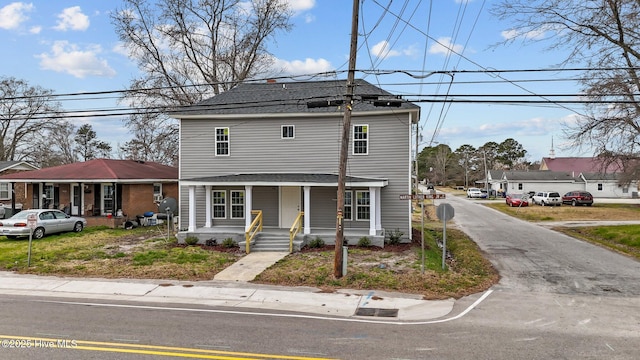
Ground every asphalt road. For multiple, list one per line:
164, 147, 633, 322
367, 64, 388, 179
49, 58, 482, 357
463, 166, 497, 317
0, 194, 638, 359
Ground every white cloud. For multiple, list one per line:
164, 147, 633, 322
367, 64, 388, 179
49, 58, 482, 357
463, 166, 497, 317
54, 6, 89, 31
29, 25, 40, 34
371, 40, 401, 59
0, 2, 34, 30
501, 28, 547, 41
429, 37, 464, 56
273, 57, 333, 76
36, 40, 116, 78
286, 0, 315, 13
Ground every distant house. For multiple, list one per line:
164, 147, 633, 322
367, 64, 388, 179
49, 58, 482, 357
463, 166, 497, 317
540, 156, 621, 175
0, 159, 178, 227
171, 79, 420, 250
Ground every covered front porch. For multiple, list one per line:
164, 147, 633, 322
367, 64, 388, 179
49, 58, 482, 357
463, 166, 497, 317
178, 173, 390, 251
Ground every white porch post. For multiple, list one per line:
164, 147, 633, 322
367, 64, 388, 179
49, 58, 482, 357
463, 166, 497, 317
245, 185, 253, 230
188, 186, 196, 232
205, 185, 212, 228
369, 186, 377, 236
303, 186, 311, 234
375, 187, 382, 233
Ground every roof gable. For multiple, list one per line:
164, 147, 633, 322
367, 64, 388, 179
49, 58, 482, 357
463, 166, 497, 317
0, 159, 178, 182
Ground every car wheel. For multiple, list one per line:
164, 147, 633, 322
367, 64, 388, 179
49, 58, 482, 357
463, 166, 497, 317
541, 201, 546, 206
572, 199, 577, 206
33, 227, 45, 239
73, 222, 84, 232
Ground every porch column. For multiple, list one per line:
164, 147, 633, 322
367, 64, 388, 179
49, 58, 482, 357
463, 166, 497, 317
188, 185, 196, 232
245, 185, 253, 230
205, 185, 212, 228
369, 186, 377, 236
375, 187, 382, 233
303, 186, 311, 234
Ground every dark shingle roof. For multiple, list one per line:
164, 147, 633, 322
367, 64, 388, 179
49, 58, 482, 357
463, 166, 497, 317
502, 171, 577, 181
171, 79, 420, 116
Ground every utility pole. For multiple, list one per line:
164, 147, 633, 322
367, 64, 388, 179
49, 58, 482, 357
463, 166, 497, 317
334, 0, 360, 278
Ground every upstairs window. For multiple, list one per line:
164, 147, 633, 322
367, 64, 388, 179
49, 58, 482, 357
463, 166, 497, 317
215, 127, 230, 156
353, 124, 369, 155
282, 125, 295, 139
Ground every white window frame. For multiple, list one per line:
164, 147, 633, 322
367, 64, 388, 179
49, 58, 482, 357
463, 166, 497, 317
355, 190, 370, 221
215, 127, 230, 156
343, 190, 353, 221
212, 190, 227, 219
281, 125, 295, 139
352, 124, 369, 155
0, 183, 10, 200
230, 190, 245, 219
102, 184, 114, 214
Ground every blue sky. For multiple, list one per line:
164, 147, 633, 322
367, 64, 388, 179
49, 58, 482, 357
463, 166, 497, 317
0, 0, 587, 162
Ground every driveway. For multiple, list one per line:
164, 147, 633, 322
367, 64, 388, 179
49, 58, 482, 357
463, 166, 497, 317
440, 193, 640, 295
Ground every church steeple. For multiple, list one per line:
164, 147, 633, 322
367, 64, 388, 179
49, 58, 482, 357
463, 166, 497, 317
549, 137, 556, 159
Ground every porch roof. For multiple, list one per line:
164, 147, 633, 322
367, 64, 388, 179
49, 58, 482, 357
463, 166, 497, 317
180, 173, 388, 187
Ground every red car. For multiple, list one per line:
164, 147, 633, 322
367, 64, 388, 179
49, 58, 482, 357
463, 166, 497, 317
506, 193, 529, 207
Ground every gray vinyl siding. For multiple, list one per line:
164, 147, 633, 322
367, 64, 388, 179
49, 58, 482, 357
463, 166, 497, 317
179, 112, 412, 235
252, 186, 279, 227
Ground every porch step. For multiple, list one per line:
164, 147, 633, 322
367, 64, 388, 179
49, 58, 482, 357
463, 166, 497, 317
251, 234, 291, 252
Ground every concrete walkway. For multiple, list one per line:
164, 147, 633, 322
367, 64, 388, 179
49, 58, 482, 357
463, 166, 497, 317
214, 252, 289, 281
0, 271, 458, 322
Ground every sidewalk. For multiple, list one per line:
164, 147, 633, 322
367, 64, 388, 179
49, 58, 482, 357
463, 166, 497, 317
0, 271, 455, 322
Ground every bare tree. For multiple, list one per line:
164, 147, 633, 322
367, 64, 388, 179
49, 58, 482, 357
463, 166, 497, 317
0, 77, 63, 163
491, 0, 640, 179
111, 0, 293, 164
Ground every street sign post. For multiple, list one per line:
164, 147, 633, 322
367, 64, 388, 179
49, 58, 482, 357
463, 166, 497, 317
399, 192, 446, 273
27, 213, 37, 267
436, 203, 455, 270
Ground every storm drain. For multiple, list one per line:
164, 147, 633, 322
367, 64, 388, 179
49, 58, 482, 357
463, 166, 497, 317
355, 308, 399, 317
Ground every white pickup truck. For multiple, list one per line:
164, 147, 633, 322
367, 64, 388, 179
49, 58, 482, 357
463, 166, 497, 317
531, 191, 562, 206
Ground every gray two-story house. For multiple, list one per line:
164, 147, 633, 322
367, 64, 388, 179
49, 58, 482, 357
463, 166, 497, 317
171, 79, 420, 251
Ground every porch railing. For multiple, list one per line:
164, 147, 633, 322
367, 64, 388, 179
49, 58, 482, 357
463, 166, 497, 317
289, 211, 304, 253
245, 210, 263, 254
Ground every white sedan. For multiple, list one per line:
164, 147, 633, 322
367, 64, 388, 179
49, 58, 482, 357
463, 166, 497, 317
467, 188, 485, 198
0, 209, 86, 239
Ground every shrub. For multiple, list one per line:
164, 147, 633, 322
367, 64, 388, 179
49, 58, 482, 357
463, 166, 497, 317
386, 228, 404, 245
308, 236, 325, 248
357, 236, 371, 247
184, 236, 199, 246
221, 237, 238, 248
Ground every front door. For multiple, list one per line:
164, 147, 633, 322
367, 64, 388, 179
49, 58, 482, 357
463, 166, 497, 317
280, 186, 301, 228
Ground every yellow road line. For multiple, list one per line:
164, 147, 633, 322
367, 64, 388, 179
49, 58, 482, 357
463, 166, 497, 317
0, 335, 337, 359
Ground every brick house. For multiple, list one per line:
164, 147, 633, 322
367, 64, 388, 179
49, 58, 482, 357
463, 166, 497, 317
0, 159, 178, 227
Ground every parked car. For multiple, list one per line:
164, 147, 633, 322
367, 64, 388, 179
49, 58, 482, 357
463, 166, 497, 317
0, 209, 86, 239
506, 193, 529, 207
532, 191, 562, 206
562, 191, 594, 206
467, 187, 484, 198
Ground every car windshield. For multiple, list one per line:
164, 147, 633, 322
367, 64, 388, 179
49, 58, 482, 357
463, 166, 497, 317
549, 192, 560, 197
510, 194, 525, 199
